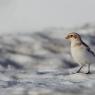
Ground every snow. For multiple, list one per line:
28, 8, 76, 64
0, 24, 95, 95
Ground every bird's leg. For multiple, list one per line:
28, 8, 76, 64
76, 65, 85, 73
86, 64, 91, 74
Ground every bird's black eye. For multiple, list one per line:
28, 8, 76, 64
70, 35, 73, 37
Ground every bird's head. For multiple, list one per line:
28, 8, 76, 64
65, 32, 81, 42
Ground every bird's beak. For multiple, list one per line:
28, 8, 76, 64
65, 35, 69, 39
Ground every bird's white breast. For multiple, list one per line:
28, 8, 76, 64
71, 44, 94, 65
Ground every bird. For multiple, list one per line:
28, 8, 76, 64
65, 32, 95, 74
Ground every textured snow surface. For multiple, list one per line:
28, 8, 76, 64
0, 25, 95, 95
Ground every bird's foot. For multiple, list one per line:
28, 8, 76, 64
86, 71, 91, 74
76, 70, 81, 73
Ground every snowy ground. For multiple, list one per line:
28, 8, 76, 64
0, 24, 95, 95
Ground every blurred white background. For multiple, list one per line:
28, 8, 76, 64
0, 0, 95, 32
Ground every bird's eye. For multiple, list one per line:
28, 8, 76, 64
70, 35, 73, 37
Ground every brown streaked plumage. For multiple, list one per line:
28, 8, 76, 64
65, 32, 81, 40
65, 32, 95, 74
65, 32, 94, 55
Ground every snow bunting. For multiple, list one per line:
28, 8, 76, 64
65, 32, 95, 74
